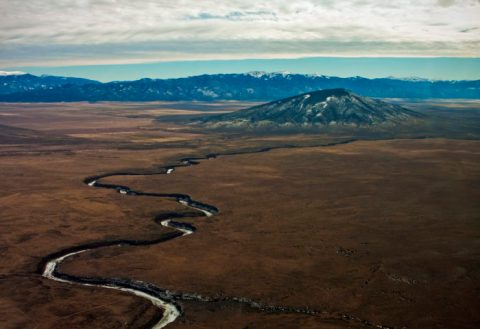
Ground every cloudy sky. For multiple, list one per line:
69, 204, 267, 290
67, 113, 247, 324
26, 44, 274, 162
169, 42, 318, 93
0, 0, 479, 79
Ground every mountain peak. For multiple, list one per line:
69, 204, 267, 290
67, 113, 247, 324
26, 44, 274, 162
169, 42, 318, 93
201, 88, 423, 128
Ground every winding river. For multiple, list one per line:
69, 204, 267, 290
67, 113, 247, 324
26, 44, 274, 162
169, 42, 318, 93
39, 153, 220, 328
38, 140, 395, 329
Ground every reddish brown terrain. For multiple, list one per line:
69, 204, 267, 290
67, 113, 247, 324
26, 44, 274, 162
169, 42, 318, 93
0, 102, 479, 329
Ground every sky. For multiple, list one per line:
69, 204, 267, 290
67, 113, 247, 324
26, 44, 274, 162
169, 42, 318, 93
1, 0, 479, 81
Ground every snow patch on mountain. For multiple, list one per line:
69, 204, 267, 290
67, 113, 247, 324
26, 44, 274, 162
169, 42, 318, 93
0, 71, 27, 76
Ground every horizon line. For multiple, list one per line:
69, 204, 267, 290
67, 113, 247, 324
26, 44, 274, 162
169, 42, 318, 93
4, 57, 479, 82
2, 70, 479, 83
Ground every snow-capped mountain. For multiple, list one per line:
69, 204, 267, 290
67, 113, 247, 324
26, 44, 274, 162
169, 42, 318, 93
201, 88, 423, 128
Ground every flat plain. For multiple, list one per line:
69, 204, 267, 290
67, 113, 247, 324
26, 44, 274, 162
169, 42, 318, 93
0, 101, 479, 329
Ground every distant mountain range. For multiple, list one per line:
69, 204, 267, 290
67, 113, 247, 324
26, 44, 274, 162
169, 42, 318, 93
200, 88, 422, 128
0, 72, 99, 96
0, 71, 478, 102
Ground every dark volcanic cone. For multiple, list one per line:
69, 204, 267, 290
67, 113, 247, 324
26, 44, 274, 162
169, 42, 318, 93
200, 88, 423, 128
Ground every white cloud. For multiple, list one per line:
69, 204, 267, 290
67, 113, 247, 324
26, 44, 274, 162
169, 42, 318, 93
0, 0, 479, 66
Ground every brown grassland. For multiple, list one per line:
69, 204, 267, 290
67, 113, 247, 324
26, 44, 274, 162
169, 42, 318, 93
0, 101, 479, 329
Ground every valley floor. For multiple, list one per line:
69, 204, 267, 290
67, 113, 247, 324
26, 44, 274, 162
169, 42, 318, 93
0, 101, 479, 328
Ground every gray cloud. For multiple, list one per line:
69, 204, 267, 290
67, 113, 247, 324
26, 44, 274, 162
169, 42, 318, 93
460, 27, 479, 32
186, 10, 278, 21
438, 0, 456, 7
0, 0, 479, 66
2, 39, 478, 67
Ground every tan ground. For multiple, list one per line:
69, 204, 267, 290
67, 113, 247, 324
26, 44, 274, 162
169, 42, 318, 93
0, 102, 479, 329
